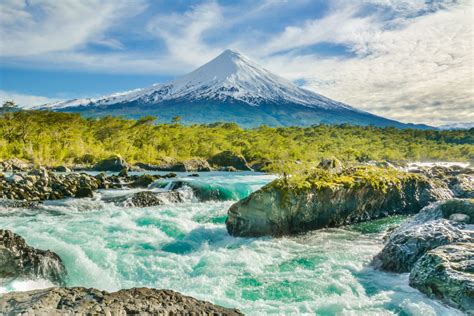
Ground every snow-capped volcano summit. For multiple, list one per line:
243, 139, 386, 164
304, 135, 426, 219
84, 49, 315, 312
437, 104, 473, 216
44, 49, 417, 128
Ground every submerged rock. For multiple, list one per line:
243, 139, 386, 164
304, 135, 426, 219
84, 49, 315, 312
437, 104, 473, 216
227, 167, 451, 237
375, 219, 472, 272
409, 243, 474, 313
208, 150, 252, 171
105, 191, 185, 207
0, 287, 243, 315
0, 229, 66, 285
93, 155, 129, 172
74, 187, 94, 198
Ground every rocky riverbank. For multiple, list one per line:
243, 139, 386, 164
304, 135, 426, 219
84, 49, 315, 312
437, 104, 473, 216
0, 230, 242, 315
0, 168, 177, 202
375, 199, 474, 312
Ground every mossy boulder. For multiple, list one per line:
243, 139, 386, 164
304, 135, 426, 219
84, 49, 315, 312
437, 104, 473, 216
226, 166, 452, 237
208, 151, 252, 171
93, 155, 129, 172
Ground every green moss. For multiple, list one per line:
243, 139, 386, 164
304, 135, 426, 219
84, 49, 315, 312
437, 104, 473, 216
271, 166, 421, 194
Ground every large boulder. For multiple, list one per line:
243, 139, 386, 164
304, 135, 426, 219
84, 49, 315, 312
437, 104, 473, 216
375, 219, 472, 272
0, 287, 243, 315
93, 155, 129, 172
208, 151, 252, 171
226, 167, 452, 237
0, 229, 66, 285
409, 243, 474, 313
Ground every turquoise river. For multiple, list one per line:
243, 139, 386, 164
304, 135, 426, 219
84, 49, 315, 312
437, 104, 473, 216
0, 172, 464, 315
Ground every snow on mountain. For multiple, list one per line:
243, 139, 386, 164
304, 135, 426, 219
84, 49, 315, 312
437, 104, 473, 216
42, 50, 357, 111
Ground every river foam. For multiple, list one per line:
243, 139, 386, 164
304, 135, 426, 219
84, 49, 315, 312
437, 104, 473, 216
0, 172, 463, 315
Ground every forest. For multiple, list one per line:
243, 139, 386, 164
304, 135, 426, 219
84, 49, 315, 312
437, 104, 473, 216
0, 110, 472, 169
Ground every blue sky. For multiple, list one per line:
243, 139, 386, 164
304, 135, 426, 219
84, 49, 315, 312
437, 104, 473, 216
0, 0, 472, 126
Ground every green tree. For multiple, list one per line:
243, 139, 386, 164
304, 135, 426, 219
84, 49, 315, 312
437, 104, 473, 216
171, 116, 182, 124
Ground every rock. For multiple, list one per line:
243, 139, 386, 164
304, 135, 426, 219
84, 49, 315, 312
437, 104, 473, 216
129, 174, 157, 188
118, 168, 128, 177
411, 165, 473, 198
105, 191, 185, 207
409, 243, 474, 313
318, 157, 343, 173
0, 229, 66, 285
178, 158, 212, 172
52, 165, 70, 172
449, 213, 471, 224
189, 173, 200, 177
75, 187, 94, 198
208, 151, 252, 171
0, 199, 40, 209
0, 287, 243, 315
134, 162, 164, 171
0, 158, 30, 172
93, 155, 129, 172
409, 198, 474, 224
451, 174, 474, 198
219, 166, 238, 172
226, 167, 452, 237
375, 219, 472, 272
250, 159, 272, 172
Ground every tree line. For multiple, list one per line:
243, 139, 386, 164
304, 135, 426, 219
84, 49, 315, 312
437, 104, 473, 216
0, 110, 472, 168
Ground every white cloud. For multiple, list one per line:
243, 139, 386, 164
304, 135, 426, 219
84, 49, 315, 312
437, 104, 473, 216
146, 1, 225, 69
258, 1, 474, 126
0, 90, 62, 108
0, 0, 146, 56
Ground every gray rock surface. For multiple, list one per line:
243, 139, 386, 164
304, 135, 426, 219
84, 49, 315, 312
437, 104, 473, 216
0, 229, 66, 285
412, 165, 473, 198
0, 158, 31, 172
409, 243, 474, 313
376, 199, 474, 272
375, 219, 472, 272
0, 287, 243, 315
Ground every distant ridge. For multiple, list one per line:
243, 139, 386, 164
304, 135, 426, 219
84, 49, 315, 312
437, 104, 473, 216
42, 49, 430, 129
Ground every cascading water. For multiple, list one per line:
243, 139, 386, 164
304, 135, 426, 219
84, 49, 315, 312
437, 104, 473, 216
0, 172, 463, 315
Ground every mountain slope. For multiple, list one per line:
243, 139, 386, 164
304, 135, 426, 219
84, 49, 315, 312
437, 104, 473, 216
44, 49, 424, 128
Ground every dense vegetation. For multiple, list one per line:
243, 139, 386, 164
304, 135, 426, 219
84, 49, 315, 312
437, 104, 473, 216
0, 111, 472, 169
